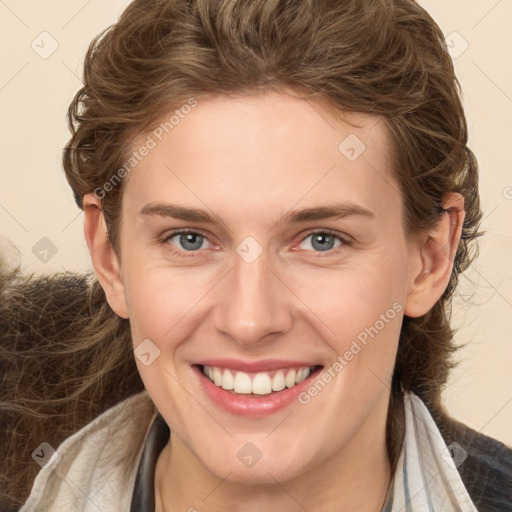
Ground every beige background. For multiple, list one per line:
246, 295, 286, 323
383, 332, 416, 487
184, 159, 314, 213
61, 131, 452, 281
1, 1, 511, 445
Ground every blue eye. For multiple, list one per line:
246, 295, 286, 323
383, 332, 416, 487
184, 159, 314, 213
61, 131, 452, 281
299, 231, 344, 253
164, 230, 210, 253
162, 229, 349, 257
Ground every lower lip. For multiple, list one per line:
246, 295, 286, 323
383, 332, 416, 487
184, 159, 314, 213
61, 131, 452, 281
192, 364, 323, 417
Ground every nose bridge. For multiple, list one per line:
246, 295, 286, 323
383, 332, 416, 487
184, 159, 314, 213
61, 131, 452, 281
213, 245, 292, 346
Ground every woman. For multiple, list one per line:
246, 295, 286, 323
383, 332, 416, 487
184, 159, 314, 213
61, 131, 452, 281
1, 0, 511, 510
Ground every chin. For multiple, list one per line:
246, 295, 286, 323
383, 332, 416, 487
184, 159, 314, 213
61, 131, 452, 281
203, 453, 305, 485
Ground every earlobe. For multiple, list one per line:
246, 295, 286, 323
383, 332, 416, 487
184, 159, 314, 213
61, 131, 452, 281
83, 193, 129, 319
404, 192, 465, 318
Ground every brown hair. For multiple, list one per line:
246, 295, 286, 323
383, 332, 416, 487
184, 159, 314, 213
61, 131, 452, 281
1, 0, 482, 507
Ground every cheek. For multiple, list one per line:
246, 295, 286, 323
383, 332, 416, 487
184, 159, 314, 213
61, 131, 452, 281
122, 256, 215, 339
287, 253, 408, 383
293, 255, 407, 331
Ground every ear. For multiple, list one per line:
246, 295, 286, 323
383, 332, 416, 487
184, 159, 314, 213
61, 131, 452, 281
83, 193, 129, 319
404, 192, 465, 317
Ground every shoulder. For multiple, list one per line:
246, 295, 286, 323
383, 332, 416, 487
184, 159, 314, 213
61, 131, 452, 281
435, 411, 512, 512
20, 390, 157, 512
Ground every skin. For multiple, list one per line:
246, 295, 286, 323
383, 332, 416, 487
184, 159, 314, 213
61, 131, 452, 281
84, 90, 465, 512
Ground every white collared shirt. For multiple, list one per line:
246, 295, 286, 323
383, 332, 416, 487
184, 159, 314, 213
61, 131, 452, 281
20, 390, 477, 511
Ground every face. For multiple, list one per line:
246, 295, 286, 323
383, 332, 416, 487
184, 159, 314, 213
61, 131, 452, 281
112, 91, 417, 483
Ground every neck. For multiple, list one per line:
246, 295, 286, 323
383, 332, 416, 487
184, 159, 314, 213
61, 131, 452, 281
155, 393, 394, 512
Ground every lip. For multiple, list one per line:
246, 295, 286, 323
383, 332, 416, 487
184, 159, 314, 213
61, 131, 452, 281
192, 363, 323, 417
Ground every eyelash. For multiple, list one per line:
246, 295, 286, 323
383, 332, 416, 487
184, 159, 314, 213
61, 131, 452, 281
160, 229, 351, 258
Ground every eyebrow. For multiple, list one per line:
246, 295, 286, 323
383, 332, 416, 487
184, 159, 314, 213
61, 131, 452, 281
139, 202, 375, 226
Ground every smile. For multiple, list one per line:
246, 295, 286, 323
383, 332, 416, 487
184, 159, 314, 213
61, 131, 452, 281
201, 365, 320, 395
192, 359, 324, 416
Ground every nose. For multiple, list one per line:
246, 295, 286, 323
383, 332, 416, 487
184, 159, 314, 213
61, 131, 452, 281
213, 247, 293, 348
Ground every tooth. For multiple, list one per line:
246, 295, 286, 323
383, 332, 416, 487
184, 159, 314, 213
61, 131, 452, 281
295, 367, 310, 384
252, 372, 272, 395
285, 369, 296, 388
207, 365, 313, 394
213, 367, 223, 386
221, 369, 234, 390
233, 371, 252, 394
271, 370, 286, 391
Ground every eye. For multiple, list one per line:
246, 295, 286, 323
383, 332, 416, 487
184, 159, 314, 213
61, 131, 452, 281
163, 230, 213, 256
161, 228, 350, 258
296, 230, 348, 254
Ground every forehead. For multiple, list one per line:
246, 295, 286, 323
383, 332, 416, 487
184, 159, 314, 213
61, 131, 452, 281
122, 91, 401, 227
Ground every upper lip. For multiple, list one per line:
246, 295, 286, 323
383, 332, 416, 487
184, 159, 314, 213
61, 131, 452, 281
194, 358, 322, 373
